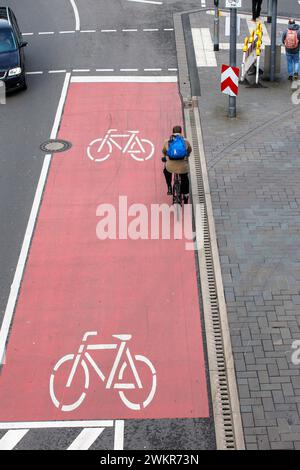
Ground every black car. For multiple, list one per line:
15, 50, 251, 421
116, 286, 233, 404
0, 6, 27, 92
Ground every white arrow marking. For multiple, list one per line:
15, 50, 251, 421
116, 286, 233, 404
67, 428, 105, 450
0, 430, 29, 450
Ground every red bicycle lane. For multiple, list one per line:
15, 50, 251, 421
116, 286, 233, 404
0, 77, 209, 422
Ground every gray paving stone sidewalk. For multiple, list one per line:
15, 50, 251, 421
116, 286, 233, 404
189, 10, 300, 450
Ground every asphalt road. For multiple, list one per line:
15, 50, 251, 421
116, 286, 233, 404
0, 0, 299, 452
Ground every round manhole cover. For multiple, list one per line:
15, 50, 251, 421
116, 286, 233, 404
40, 139, 72, 153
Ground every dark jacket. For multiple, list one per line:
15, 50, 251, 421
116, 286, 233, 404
282, 23, 300, 54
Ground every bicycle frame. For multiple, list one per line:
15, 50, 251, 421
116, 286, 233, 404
66, 332, 143, 390
100, 129, 140, 154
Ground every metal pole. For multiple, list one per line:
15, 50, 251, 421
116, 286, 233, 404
229, 7, 237, 118
214, 0, 219, 51
270, 0, 278, 81
267, 0, 272, 23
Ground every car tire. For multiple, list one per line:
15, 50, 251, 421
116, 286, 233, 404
21, 75, 27, 91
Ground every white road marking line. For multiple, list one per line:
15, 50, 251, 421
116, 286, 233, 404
201, 0, 206, 6
0, 421, 114, 430
59, 30, 76, 34
96, 68, 115, 72
0, 430, 29, 450
0, 73, 71, 365
114, 421, 125, 450
101, 29, 117, 32
127, 0, 163, 4
120, 68, 139, 71
122, 29, 138, 32
80, 30, 96, 33
168, 68, 178, 71
192, 28, 217, 67
49, 70, 67, 74
26, 71, 44, 75
71, 76, 177, 83
163, 28, 174, 31
38, 32, 54, 35
22, 32, 34, 36
67, 428, 104, 450
144, 68, 162, 71
69, 0, 80, 31
143, 28, 159, 31
73, 69, 91, 72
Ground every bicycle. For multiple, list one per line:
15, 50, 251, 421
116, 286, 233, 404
49, 331, 157, 412
87, 129, 154, 163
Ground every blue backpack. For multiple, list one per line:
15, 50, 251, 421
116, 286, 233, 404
167, 135, 187, 160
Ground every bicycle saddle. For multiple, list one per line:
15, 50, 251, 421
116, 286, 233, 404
112, 334, 132, 341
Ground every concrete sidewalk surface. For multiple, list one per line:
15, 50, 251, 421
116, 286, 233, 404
178, 7, 300, 450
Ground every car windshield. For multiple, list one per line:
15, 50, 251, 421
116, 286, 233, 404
0, 29, 16, 53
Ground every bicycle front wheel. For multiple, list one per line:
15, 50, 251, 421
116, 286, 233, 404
49, 354, 89, 412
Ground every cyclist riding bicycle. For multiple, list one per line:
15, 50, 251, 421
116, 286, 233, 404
162, 125, 192, 204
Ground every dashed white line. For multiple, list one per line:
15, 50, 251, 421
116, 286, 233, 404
168, 68, 178, 71
38, 32, 54, 35
120, 68, 139, 72
73, 69, 91, 72
101, 29, 117, 33
80, 30, 96, 33
26, 71, 44, 75
164, 28, 174, 31
96, 68, 115, 72
59, 30, 76, 34
143, 28, 159, 31
49, 70, 67, 74
122, 29, 138, 32
22, 33, 34, 36
144, 68, 162, 71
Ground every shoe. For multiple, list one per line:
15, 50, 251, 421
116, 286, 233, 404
294, 73, 299, 81
183, 195, 189, 204
167, 185, 172, 195
289, 75, 294, 81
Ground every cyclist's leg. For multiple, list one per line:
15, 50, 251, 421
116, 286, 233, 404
163, 167, 173, 195
181, 173, 189, 204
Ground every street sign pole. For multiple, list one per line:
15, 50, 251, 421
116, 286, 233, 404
270, 0, 278, 81
214, 0, 220, 51
229, 7, 237, 117
267, 0, 272, 24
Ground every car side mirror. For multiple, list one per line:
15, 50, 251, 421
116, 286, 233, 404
20, 41, 28, 48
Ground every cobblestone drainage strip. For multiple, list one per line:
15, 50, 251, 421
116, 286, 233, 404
40, 139, 72, 153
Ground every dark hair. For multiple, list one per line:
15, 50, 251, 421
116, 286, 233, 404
289, 19, 296, 25
172, 125, 182, 134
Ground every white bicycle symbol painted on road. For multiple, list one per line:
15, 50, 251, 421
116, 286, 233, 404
87, 129, 155, 162
49, 331, 157, 412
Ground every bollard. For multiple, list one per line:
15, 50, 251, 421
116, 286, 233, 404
267, 0, 272, 24
213, 0, 220, 51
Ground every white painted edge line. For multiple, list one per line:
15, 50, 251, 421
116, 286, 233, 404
69, 0, 80, 31
0, 72, 71, 365
101, 29, 117, 32
22, 32, 34, 36
96, 69, 115, 72
114, 420, 125, 450
122, 29, 138, 32
0, 421, 115, 430
72, 69, 91, 73
38, 31, 54, 35
67, 428, 105, 450
143, 28, 159, 31
0, 430, 29, 450
80, 30, 96, 33
144, 68, 162, 71
71, 75, 177, 83
49, 70, 67, 74
120, 68, 139, 72
59, 30, 76, 34
127, 0, 163, 4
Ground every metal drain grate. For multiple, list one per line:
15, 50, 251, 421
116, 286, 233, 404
185, 103, 244, 450
40, 139, 72, 153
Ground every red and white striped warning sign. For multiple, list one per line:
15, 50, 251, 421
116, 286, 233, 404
221, 65, 240, 97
